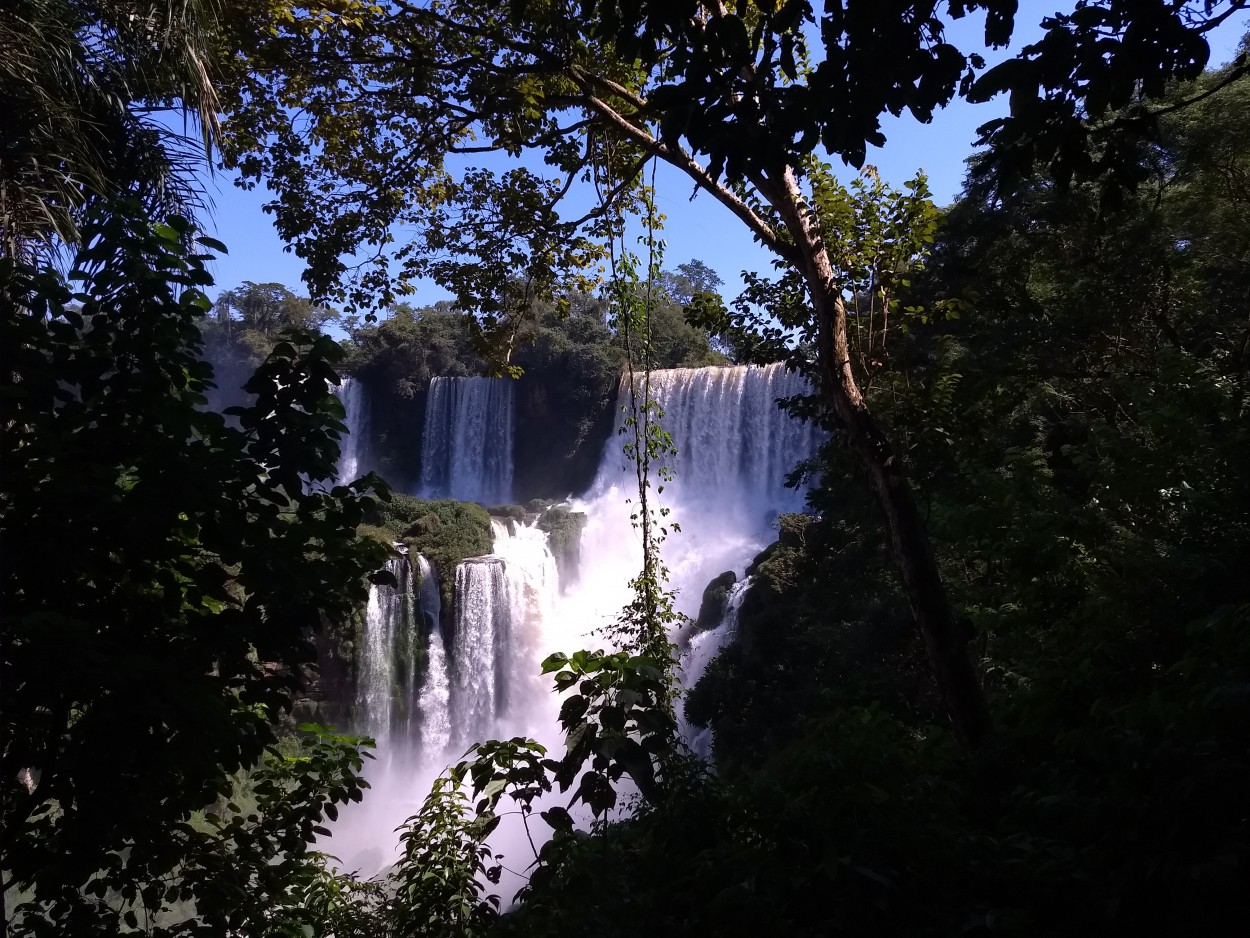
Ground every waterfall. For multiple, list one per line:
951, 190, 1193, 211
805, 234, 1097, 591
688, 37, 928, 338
598, 362, 820, 528
334, 376, 370, 481
330, 362, 817, 872
350, 523, 560, 776
355, 555, 417, 750
354, 363, 816, 763
567, 362, 821, 638
680, 577, 752, 759
332, 551, 452, 875
491, 520, 560, 724
449, 558, 509, 745
414, 555, 450, 758
442, 522, 560, 755
419, 376, 514, 504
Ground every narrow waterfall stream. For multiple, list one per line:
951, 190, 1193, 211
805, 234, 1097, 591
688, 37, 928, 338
334, 376, 370, 480
328, 362, 820, 877
680, 577, 753, 758
414, 554, 450, 757
354, 555, 417, 757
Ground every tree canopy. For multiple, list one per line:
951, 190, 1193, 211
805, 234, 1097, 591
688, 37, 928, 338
216, 0, 1248, 316
212, 0, 1250, 751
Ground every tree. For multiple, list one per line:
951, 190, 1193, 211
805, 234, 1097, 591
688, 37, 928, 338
203, 280, 342, 390
0, 203, 390, 933
217, 0, 1250, 749
659, 259, 722, 308
213, 280, 339, 339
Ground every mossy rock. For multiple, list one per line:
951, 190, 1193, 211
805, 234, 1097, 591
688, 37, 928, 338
694, 570, 738, 633
537, 505, 587, 589
746, 512, 812, 578
356, 523, 398, 548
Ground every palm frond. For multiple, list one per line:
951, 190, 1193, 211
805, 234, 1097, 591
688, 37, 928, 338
0, 0, 223, 256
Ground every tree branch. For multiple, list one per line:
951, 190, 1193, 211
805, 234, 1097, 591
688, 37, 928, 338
1095, 56, 1250, 133
574, 86, 793, 260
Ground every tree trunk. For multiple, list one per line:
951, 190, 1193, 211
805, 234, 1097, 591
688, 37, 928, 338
576, 82, 993, 749
764, 167, 992, 751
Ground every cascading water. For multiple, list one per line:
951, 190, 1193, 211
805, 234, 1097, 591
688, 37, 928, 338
566, 362, 821, 633
414, 554, 450, 757
334, 376, 370, 480
351, 552, 448, 776
419, 376, 514, 504
680, 577, 753, 758
449, 557, 509, 745
441, 521, 560, 758
331, 362, 819, 876
491, 520, 560, 731
354, 554, 420, 755
332, 521, 563, 875
602, 362, 819, 523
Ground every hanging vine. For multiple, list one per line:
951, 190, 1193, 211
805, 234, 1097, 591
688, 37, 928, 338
601, 152, 683, 670
382, 148, 687, 927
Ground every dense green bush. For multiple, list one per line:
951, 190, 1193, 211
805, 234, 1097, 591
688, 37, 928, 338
368, 493, 494, 611
0, 206, 388, 935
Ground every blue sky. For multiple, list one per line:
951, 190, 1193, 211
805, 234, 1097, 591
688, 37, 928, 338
199, 3, 1248, 309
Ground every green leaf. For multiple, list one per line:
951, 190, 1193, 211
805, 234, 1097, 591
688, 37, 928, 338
541, 652, 569, 673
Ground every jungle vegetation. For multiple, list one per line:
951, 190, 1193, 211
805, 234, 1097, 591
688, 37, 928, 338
3, 1, 1250, 936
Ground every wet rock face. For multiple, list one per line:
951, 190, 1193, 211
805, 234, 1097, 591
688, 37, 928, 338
537, 505, 588, 591
512, 364, 620, 501
694, 570, 737, 633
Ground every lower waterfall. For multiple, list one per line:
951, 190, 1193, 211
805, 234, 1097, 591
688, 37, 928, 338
414, 555, 450, 757
331, 521, 566, 876
449, 557, 509, 746
354, 554, 418, 755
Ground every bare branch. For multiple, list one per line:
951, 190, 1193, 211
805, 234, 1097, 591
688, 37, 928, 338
568, 65, 648, 111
